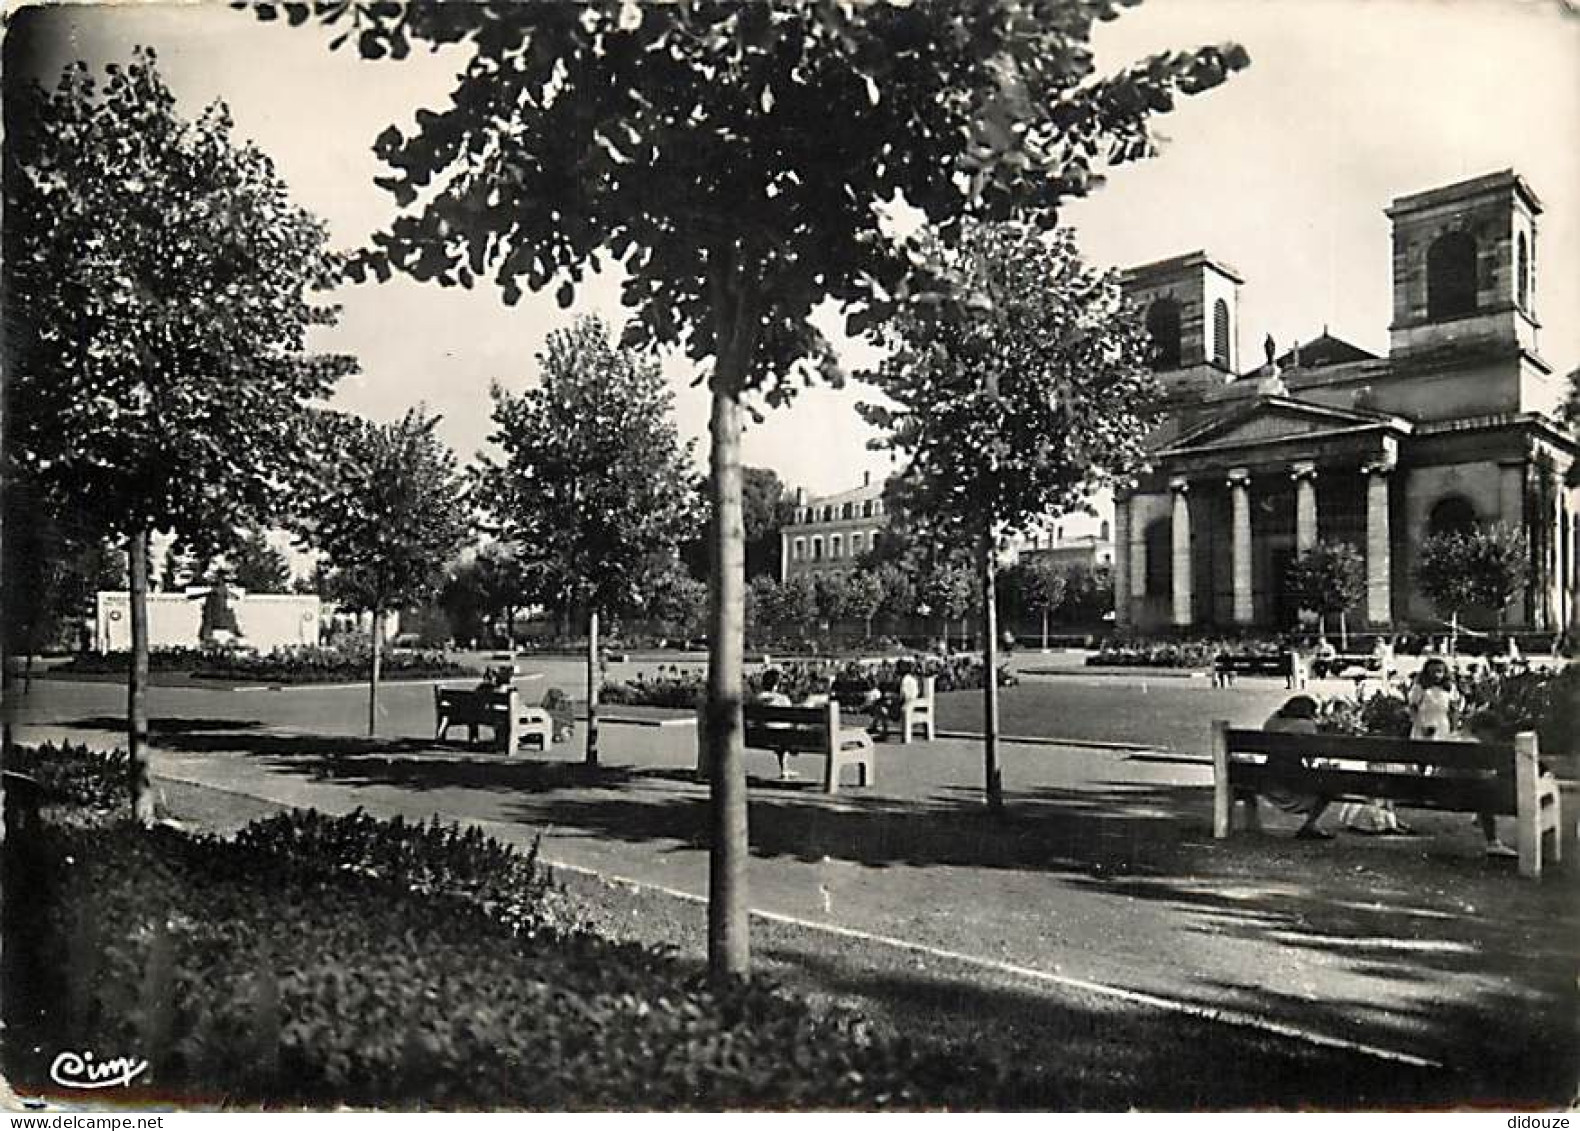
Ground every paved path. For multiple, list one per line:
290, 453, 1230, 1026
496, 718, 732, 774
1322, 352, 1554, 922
6, 676, 1575, 1081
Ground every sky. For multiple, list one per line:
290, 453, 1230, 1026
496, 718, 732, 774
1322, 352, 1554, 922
14, 0, 1580, 502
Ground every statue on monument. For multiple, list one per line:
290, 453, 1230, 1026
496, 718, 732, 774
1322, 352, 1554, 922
1257, 332, 1288, 396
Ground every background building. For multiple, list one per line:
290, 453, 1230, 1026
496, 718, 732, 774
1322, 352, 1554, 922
1114, 170, 1577, 635
780, 472, 888, 582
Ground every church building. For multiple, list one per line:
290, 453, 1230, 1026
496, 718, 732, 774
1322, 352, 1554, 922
1113, 170, 1577, 635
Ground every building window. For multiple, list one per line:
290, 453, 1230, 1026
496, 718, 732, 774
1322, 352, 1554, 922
862, 499, 873, 518
1426, 231, 1478, 320
1428, 495, 1478, 538
1100, 519, 1111, 541
1517, 231, 1530, 311
1212, 298, 1231, 368
1145, 298, 1182, 370
851, 532, 863, 555
843, 502, 853, 520
1055, 524, 1064, 541
793, 538, 806, 562
831, 535, 842, 560
871, 528, 881, 551
812, 537, 823, 561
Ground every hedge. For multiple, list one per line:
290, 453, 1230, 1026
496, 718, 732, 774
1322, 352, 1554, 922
4, 744, 1064, 1110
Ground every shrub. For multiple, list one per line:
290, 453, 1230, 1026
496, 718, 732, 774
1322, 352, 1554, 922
6, 797, 1066, 1109
4, 741, 129, 812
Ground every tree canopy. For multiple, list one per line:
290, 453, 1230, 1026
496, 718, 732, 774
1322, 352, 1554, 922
862, 220, 1159, 550
5, 47, 355, 548
1415, 525, 1527, 623
297, 408, 471, 618
473, 315, 699, 618
1285, 541, 1366, 625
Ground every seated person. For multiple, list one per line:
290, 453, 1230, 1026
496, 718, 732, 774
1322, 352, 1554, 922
800, 674, 835, 709
1241, 695, 1335, 840
753, 669, 797, 780
871, 661, 921, 740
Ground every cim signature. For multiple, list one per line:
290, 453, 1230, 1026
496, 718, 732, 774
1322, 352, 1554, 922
49, 1050, 149, 1090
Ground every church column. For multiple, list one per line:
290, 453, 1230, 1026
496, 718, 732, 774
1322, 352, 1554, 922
1130, 498, 1148, 604
1364, 458, 1394, 626
1292, 461, 1318, 553
1498, 458, 1529, 626
1227, 468, 1253, 625
1170, 477, 1193, 628
1113, 494, 1133, 630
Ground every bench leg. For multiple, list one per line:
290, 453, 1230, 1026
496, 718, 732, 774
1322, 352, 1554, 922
1211, 720, 1232, 838
823, 755, 841, 795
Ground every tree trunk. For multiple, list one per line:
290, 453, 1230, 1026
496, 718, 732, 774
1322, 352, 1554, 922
1041, 607, 1049, 651
585, 606, 600, 767
980, 536, 1004, 815
705, 384, 749, 980
1449, 609, 1459, 656
127, 527, 154, 823
367, 608, 383, 738
1340, 610, 1349, 651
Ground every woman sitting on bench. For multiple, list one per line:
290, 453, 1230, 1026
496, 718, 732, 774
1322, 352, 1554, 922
1244, 695, 1336, 840
753, 669, 797, 780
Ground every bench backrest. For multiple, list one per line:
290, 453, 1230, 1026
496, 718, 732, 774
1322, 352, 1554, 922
1219, 724, 1525, 814
435, 686, 512, 718
743, 702, 838, 753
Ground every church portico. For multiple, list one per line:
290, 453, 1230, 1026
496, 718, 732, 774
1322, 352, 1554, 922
1112, 170, 1577, 637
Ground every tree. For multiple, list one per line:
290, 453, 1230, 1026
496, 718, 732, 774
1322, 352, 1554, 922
863, 221, 1159, 813
1015, 554, 1069, 650
5, 47, 354, 818
1415, 525, 1528, 650
1284, 541, 1366, 646
1061, 560, 1113, 626
295, 409, 470, 735
917, 558, 977, 651
843, 569, 885, 642
872, 561, 917, 638
475, 316, 698, 766
646, 557, 710, 641
267, 0, 1246, 977
1, 481, 124, 679
813, 572, 850, 634
228, 528, 293, 594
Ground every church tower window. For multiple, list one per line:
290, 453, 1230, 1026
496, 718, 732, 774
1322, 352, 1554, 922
1426, 232, 1478, 320
1517, 231, 1530, 311
1145, 298, 1182, 370
1212, 298, 1231, 368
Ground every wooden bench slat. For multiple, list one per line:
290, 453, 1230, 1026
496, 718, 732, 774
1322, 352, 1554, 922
1229, 762, 1515, 814
1224, 728, 1507, 771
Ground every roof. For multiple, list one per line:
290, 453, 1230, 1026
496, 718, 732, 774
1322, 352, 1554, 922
1386, 169, 1543, 217
1268, 331, 1379, 373
1120, 250, 1245, 287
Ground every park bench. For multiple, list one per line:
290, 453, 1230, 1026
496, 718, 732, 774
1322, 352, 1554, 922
434, 685, 553, 753
899, 674, 937, 743
1211, 721, 1564, 878
695, 701, 875, 794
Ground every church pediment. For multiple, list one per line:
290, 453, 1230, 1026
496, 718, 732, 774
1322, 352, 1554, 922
1162, 395, 1410, 456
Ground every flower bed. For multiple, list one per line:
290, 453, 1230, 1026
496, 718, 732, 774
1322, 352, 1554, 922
600, 655, 1016, 712
1085, 640, 1218, 669
193, 646, 471, 684
53, 648, 209, 675
4, 744, 1062, 1110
